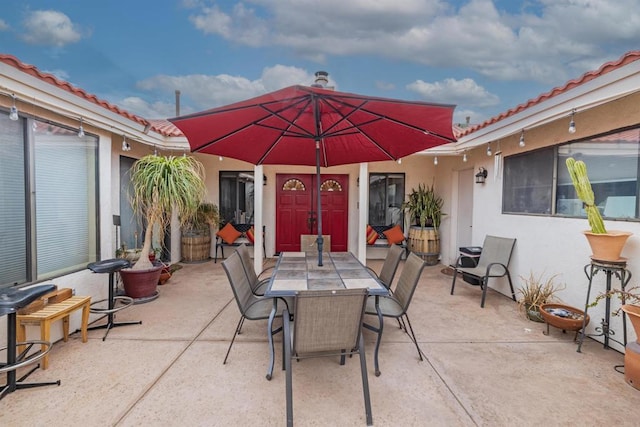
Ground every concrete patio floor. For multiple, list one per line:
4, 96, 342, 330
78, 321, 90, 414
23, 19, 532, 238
3, 257, 640, 426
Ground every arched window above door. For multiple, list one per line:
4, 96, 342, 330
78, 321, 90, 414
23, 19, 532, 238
282, 178, 305, 191
321, 179, 342, 192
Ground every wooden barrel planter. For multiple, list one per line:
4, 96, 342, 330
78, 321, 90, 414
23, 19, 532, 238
181, 230, 211, 263
408, 226, 440, 266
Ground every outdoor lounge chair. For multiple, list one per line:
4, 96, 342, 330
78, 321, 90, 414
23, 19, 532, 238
236, 244, 273, 296
364, 252, 426, 375
283, 288, 372, 426
366, 243, 404, 291
450, 235, 517, 308
221, 251, 290, 364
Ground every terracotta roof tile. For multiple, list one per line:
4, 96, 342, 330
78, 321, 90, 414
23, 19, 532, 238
459, 50, 640, 137
0, 54, 152, 131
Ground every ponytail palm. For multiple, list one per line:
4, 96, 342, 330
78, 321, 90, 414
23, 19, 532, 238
129, 154, 206, 270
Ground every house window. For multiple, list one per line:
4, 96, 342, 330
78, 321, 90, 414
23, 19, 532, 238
0, 115, 99, 288
503, 126, 640, 219
219, 171, 255, 224
369, 173, 405, 228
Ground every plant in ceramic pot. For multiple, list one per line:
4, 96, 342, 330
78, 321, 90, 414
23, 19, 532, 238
121, 154, 206, 298
517, 271, 565, 322
565, 157, 632, 261
181, 202, 220, 262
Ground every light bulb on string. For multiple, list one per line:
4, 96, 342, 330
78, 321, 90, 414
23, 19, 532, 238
463, 153, 467, 162
433, 156, 438, 165
78, 117, 85, 138
519, 130, 525, 147
568, 109, 576, 134
9, 94, 19, 121
487, 143, 492, 156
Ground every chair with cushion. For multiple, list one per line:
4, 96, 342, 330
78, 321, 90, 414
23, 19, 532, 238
450, 235, 517, 308
364, 252, 426, 376
283, 288, 372, 426
366, 243, 404, 291
221, 251, 290, 364
236, 244, 273, 296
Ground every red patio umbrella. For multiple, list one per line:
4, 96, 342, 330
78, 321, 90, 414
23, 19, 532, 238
169, 85, 456, 265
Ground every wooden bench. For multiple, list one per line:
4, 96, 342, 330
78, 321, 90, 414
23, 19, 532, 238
16, 288, 91, 370
214, 223, 265, 262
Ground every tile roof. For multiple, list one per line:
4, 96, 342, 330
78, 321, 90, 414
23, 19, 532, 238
458, 50, 640, 137
3, 51, 639, 140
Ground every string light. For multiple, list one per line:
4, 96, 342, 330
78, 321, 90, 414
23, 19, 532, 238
219, 156, 223, 161
568, 109, 576, 134
397, 158, 402, 164
519, 130, 525, 147
9, 94, 19, 121
486, 143, 492, 156
433, 156, 438, 165
463, 153, 468, 162
122, 135, 131, 151
77, 117, 85, 138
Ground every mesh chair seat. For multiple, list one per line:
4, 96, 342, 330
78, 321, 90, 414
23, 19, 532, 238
365, 296, 403, 317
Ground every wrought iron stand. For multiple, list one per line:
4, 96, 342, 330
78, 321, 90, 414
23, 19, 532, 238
577, 258, 631, 352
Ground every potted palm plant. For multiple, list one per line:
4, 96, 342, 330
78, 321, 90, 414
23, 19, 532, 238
566, 158, 632, 261
120, 154, 206, 299
181, 202, 220, 262
403, 183, 444, 265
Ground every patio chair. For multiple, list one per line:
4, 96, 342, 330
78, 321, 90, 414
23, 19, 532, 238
221, 251, 290, 364
366, 243, 404, 291
450, 235, 517, 308
236, 244, 273, 296
283, 288, 372, 426
364, 252, 426, 376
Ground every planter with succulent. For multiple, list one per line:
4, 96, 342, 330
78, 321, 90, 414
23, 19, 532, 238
120, 154, 206, 299
517, 271, 565, 322
181, 202, 220, 262
403, 183, 444, 265
566, 157, 632, 262
589, 286, 640, 389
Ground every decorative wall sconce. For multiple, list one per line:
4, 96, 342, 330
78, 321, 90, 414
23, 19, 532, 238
475, 167, 488, 184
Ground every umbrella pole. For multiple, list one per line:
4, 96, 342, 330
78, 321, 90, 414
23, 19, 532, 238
315, 139, 323, 266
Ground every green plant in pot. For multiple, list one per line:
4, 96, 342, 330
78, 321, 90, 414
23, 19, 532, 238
403, 182, 444, 265
121, 154, 206, 298
181, 202, 220, 262
517, 272, 565, 322
566, 158, 632, 261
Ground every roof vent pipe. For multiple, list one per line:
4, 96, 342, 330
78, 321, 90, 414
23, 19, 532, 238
175, 90, 181, 116
312, 71, 329, 88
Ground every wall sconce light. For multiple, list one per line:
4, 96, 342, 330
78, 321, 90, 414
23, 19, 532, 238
486, 143, 492, 156
519, 130, 525, 147
433, 156, 438, 165
475, 167, 488, 184
78, 117, 85, 138
9, 94, 19, 121
263, 174, 267, 186
568, 109, 576, 134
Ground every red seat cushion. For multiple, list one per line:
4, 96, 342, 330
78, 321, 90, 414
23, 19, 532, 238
383, 225, 405, 245
216, 223, 242, 244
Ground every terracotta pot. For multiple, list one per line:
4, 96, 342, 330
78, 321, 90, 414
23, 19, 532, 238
583, 230, 632, 262
539, 303, 589, 331
621, 305, 640, 390
120, 265, 162, 299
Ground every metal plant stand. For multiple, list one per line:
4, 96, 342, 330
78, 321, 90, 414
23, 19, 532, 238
577, 258, 631, 353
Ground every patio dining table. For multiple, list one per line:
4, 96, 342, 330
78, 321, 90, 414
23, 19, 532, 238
265, 251, 389, 380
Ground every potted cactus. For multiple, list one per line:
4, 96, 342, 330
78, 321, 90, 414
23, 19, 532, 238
566, 157, 632, 261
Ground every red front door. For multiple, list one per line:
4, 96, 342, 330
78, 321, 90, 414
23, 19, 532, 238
275, 174, 348, 253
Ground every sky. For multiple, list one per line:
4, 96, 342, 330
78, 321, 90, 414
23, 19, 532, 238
1, 0, 639, 126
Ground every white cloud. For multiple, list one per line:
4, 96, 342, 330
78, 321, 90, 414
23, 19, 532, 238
134, 65, 321, 117
118, 97, 180, 119
0, 19, 9, 31
186, 0, 640, 85
21, 10, 83, 47
407, 78, 500, 108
